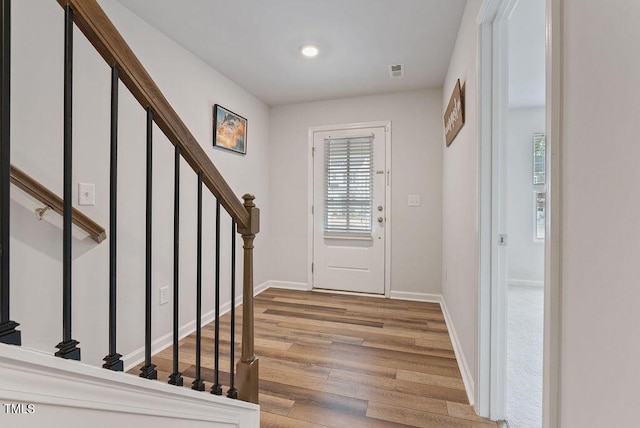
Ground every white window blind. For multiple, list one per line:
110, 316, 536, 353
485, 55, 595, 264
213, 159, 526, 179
324, 136, 374, 236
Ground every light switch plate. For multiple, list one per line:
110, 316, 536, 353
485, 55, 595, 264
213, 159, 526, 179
408, 194, 421, 207
78, 183, 95, 206
159, 287, 169, 306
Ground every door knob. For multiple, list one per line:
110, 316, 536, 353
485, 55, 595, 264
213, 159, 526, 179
378, 217, 384, 223
378, 205, 383, 211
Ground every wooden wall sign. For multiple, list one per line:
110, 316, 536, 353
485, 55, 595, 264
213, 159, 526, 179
444, 79, 465, 147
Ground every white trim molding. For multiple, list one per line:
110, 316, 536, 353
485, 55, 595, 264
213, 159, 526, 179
389, 290, 442, 303
264, 280, 309, 291
441, 296, 475, 406
477, 0, 513, 418
123, 305, 227, 371
0, 345, 259, 427
254, 280, 271, 296
125, 281, 278, 371
476, 1, 497, 416
508, 279, 544, 288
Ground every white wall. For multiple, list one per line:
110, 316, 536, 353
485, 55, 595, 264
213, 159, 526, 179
441, 0, 483, 388
507, 107, 545, 284
269, 90, 443, 295
559, 0, 640, 426
9, 0, 270, 366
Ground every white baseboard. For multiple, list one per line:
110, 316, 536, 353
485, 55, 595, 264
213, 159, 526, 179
389, 290, 442, 303
254, 281, 271, 296
264, 280, 309, 291
388, 290, 475, 405
0, 344, 259, 427
124, 290, 249, 372
440, 296, 475, 406
124, 280, 303, 371
254, 280, 308, 296
508, 279, 544, 288
123, 302, 228, 372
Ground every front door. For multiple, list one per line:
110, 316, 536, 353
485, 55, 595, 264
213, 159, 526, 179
312, 125, 387, 294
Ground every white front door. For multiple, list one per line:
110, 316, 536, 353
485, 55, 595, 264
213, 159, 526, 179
312, 125, 387, 294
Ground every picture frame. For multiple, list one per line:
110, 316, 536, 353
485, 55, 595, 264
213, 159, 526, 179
532, 133, 546, 185
213, 104, 247, 155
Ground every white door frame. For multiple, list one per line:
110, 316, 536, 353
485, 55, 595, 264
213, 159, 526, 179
476, 0, 562, 426
479, 0, 521, 419
307, 121, 392, 297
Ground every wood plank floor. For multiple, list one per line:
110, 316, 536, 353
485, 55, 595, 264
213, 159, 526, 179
130, 288, 498, 427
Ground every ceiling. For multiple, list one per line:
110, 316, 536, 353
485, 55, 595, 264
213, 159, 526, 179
509, 0, 546, 108
115, 0, 467, 106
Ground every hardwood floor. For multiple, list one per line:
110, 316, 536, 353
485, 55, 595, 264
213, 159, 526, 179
130, 288, 498, 427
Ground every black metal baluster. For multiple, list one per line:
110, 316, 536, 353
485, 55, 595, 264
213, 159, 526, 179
103, 65, 122, 371
0, 0, 20, 346
211, 199, 222, 395
139, 107, 156, 379
192, 173, 204, 391
168, 145, 183, 386
55, 5, 79, 360
227, 219, 237, 399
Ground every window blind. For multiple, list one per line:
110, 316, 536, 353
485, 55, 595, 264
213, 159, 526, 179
324, 136, 374, 236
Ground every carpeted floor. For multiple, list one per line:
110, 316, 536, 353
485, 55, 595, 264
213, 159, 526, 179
506, 284, 543, 428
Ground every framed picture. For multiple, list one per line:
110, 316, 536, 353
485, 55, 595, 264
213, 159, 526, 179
532, 133, 546, 185
213, 104, 247, 155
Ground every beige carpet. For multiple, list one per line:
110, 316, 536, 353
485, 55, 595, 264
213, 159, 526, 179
506, 284, 543, 428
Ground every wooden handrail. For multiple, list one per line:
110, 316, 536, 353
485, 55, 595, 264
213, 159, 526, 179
55, 0, 250, 230
10, 165, 106, 243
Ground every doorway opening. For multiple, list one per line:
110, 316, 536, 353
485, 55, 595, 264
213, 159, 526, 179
476, 0, 559, 426
504, 1, 547, 427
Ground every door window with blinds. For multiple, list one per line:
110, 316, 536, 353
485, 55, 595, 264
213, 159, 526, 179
324, 135, 374, 238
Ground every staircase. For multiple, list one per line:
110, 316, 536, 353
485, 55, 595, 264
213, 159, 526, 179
0, 0, 260, 425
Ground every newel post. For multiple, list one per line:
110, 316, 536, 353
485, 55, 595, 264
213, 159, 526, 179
236, 194, 259, 404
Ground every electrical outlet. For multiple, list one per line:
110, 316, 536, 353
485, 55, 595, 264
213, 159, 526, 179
159, 287, 169, 306
408, 194, 421, 207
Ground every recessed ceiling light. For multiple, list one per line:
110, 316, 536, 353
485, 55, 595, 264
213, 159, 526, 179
300, 44, 319, 58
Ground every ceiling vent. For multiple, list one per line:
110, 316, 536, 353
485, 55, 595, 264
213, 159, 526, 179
388, 63, 405, 78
